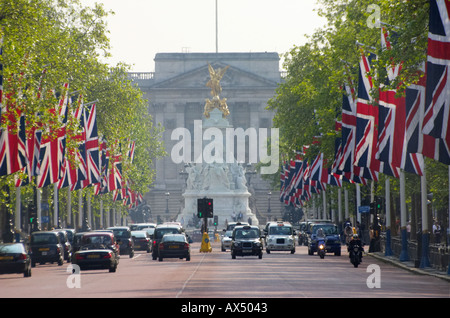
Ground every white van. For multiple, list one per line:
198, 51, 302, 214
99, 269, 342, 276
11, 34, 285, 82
264, 221, 296, 254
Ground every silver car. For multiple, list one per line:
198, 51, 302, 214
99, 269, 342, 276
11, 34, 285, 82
264, 222, 296, 254
221, 230, 233, 251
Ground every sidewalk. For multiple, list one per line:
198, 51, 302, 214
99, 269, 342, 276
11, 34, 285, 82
367, 252, 450, 282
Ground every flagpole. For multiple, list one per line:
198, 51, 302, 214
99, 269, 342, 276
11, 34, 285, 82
215, 0, 219, 53
356, 183, 361, 225
420, 169, 430, 268
385, 177, 393, 256
67, 188, 71, 227
54, 183, 58, 228
448, 166, 450, 275
399, 170, 409, 261
15, 187, 21, 236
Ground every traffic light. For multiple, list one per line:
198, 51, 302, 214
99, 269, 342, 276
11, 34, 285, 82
197, 198, 213, 218
213, 215, 218, 226
205, 198, 213, 218
369, 202, 375, 215
376, 196, 383, 213
197, 198, 204, 218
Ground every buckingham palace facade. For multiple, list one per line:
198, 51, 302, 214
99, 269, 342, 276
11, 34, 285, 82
130, 52, 283, 225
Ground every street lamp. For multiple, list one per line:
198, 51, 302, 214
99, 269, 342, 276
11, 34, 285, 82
267, 191, 272, 222
165, 192, 170, 215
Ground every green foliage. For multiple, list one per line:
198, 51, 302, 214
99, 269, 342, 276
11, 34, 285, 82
268, 0, 448, 211
0, 0, 165, 216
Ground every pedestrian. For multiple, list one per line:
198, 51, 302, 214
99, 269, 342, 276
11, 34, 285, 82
231, 211, 236, 222
406, 221, 411, 240
433, 221, 441, 244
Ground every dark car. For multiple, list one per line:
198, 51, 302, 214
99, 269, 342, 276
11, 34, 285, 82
231, 225, 263, 259
30, 231, 64, 267
157, 234, 191, 262
152, 224, 184, 260
0, 243, 31, 277
297, 221, 308, 245
52, 229, 72, 262
107, 226, 134, 258
61, 229, 75, 244
307, 223, 341, 256
131, 230, 151, 253
72, 232, 119, 272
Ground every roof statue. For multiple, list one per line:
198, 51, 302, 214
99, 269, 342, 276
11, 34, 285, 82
204, 63, 230, 118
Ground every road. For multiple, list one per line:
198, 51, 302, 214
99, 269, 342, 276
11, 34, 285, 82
0, 242, 448, 301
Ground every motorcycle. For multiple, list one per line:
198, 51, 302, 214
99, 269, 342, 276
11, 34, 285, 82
317, 237, 326, 259
349, 243, 362, 267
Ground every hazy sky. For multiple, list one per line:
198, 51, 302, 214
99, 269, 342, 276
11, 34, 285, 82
80, 0, 327, 72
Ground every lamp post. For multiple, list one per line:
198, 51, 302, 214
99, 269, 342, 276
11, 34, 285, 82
267, 191, 272, 222
165, 192, 170, 218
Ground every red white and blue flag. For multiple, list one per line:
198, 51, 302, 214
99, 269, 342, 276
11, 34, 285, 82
422, 0, 450, 164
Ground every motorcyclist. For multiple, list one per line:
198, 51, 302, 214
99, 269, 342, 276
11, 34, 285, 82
348, 234, 363, 262
344, 225, 353, 245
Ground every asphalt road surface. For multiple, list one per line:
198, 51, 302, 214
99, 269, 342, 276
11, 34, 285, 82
0, 242, 448, 299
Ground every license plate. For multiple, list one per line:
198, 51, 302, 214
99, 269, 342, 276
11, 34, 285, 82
87, 254, 100, 259
135, 245, 140, 249
243, 249, 252, 253
39, 248, 49, 251
0, 256, 13, 260
169, 245, 179, 249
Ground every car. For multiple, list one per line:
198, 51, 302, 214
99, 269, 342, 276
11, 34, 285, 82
231, 225, 263, 259
61, 228, 75, 244
130, 223, 157, 231
264, 221, 296, 254
152, 224, 184, 260
225, 221, 249, 232
131, 230, 151, 253
107, 226, 134, 258
297, 221, 308, 245
71, 232, 88, 257
157, 234, 191, 262
52, 229, 72, 262
30, 231, 64, 267
0, 243, 31, 277
72, 232, 119, 272
221, 230, 233, 251
307, 223, 341, 256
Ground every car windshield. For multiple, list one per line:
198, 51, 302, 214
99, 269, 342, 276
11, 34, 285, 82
155, 228, 180, 239
136, 224, 155, 230
110, 229, 130, 238
234, 228, 259, 239
0, 244, 24, 254
269, 226, 292, 235
162, 234, 185, 243
312, 224, 338, 235
31, 234, 58, 244
82, 235, 112, 245
131, 231, 147, 238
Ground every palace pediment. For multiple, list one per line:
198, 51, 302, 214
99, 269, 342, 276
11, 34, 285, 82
149, 62, 279, 90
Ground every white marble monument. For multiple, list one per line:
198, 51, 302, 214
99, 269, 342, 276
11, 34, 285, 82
176, 64, 258, 229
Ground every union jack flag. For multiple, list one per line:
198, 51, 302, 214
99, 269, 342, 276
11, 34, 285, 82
58, 96, 87, 189
376, 27, 404, 177
336, 81, 374, 183
355, 50, 398, 178
71, 102, 100, 190
409, 70, 450, 164
94, 139, 109, 195
422, 0, 450, 164
107, 151, 123, 193
36, 108, 67, 188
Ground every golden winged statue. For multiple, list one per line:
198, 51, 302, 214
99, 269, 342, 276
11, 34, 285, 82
204, 63, 230, 118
